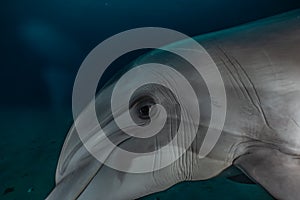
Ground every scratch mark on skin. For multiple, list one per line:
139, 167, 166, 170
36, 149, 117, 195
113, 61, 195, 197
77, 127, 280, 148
219, 57, 247, 98
231, 56, 276, 132
217, 46, 275, 132
291, 118, 300, 128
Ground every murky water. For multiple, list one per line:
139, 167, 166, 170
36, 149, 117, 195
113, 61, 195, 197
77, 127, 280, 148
2, 1, 300, 199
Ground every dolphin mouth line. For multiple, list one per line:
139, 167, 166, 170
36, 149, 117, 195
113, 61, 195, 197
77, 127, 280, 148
58, 103, 116, 173
75, 135, 134, 199
60, 120, 133, 176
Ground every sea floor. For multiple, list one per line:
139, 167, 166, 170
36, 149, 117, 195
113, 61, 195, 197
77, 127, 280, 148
0, 108, 274, 200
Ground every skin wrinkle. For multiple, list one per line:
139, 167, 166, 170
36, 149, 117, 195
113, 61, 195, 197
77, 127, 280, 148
183, 107, 198, 180
232, 135, 300, 161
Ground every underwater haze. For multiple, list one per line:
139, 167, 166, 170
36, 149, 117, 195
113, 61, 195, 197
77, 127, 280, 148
1, 0, 300, 199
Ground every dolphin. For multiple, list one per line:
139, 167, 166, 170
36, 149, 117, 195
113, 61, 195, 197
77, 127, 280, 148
47, 9, 300, 200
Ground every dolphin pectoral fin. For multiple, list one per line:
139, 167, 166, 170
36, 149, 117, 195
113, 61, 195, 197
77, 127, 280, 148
234, 147, 300, 200
227, 174, 256, 185
46, 157, 101, 200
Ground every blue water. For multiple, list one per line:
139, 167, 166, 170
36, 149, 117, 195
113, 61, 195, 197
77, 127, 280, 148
1, 1, 300, 199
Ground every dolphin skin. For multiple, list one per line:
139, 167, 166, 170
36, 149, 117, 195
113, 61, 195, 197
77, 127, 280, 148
47, 9, 300, 200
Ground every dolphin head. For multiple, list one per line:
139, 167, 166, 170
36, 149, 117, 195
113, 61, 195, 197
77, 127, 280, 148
47, 47, 230, 200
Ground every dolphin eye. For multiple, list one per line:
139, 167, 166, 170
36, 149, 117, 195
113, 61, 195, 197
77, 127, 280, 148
139, 104, 151, 119
130, 96, 156, 122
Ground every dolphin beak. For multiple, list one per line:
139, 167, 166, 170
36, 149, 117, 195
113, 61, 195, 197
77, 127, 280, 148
45, 122, 103, 200
46, 107, 173, 200
46, 151, 101, 200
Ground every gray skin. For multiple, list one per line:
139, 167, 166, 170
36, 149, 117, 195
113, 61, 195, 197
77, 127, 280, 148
47, 9, 300, 200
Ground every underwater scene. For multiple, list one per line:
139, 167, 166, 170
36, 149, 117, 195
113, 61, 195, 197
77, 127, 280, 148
2, 0, 300, 199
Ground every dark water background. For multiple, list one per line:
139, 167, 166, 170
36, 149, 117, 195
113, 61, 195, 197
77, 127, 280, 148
1, 0, 300, 199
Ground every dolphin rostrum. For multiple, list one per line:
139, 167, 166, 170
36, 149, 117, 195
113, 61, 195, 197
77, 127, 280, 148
47, 9, 300, 200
